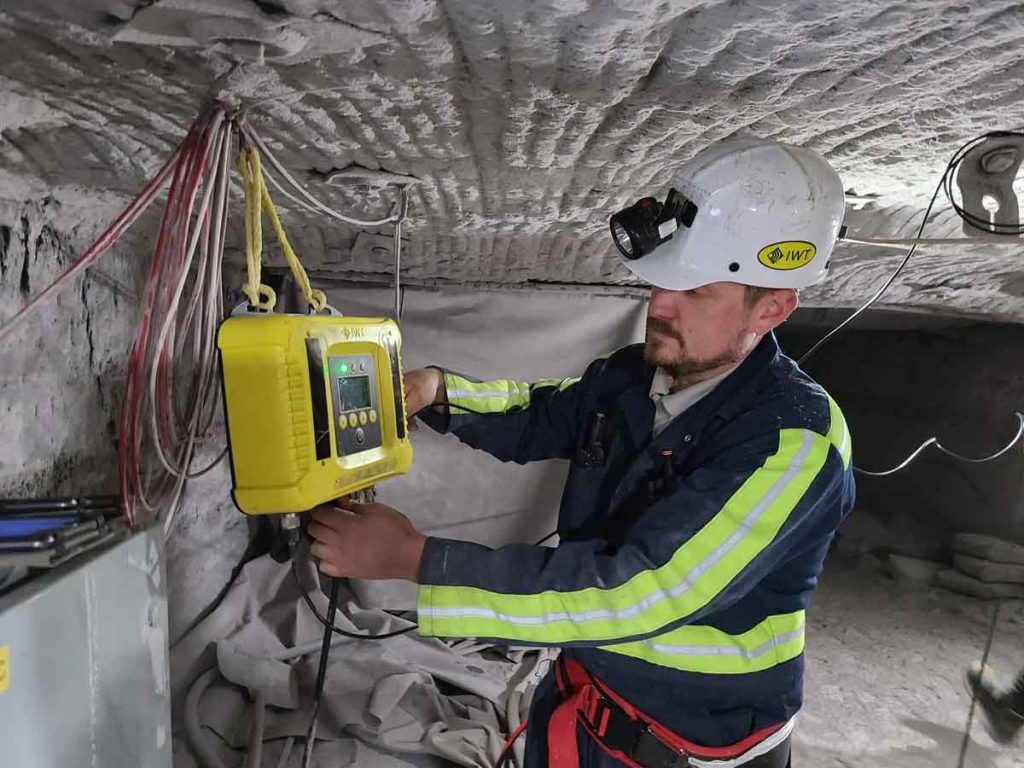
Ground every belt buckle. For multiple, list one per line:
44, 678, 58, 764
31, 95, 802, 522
599, 706, 689, 768
632, 727, 690, 768
598, 702, 642, 751
580, 689, 690, 768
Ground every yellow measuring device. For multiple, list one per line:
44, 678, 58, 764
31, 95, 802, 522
218, 314, 413, 515
219, 145, 412, 514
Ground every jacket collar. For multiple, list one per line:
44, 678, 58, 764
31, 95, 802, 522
603, 334, 781, 515
606, 333, 780, 451
650, 332, 780, 449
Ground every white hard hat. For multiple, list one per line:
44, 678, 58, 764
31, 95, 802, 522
611, 137, 845, 291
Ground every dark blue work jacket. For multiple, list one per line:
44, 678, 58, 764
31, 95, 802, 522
417, 333, 855, 749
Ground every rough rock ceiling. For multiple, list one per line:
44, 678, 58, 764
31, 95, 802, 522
2, 0, 1024, 320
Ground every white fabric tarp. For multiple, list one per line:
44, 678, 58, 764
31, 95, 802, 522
329, 283, 647, 610
170, 283, 647, 767
172, 555, 554, 767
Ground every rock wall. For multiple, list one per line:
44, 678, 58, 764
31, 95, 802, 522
781, 322, 1024, 560
0, 191, 142, 496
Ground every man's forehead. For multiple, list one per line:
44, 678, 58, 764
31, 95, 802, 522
651, 281, 748, 297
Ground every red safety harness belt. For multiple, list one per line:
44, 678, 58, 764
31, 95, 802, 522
548, 655, 786, 768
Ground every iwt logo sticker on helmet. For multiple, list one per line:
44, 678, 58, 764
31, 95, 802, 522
757, 241, 816, 270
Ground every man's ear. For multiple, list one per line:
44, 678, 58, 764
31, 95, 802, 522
752, 289, 799, 335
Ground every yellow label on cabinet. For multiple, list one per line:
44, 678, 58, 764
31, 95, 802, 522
0, 646, 9, 693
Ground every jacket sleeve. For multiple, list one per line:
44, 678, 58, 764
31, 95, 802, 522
415, 355, 609, 464
416, 422, 853, 646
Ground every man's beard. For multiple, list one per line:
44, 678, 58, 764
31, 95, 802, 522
643, 318, 745, 379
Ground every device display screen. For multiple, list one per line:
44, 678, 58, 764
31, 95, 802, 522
339, 375, 371, 411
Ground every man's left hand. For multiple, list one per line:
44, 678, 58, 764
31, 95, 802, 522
308, 500, 426, 582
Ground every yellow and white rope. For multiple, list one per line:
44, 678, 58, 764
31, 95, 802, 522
237, 146, 326, 313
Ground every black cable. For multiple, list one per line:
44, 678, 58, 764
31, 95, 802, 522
494, 718, 529, 768
534, 530, 558, 546
290, 557, 418, 640
415, 374, 580, 422
801, 129, 1024, 366
942, 131, 1024, 235
301, 576, 340, 768
449, 403, 491, 415
956, 600, 1004, 768
418, 401, 494, 417
801, 158, 950, 365
494, 739, 516, 768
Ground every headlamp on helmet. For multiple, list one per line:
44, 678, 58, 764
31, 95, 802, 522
609, 188, 698, 261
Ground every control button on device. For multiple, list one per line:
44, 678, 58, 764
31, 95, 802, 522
355, 428, 366, 445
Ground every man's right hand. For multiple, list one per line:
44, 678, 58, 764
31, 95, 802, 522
403, 367, 446, 427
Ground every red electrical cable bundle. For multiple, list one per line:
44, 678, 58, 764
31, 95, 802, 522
119, 104, 232, 530
0, 102, 233, 530
0, 151, 182, 347
0, 100, 408, 533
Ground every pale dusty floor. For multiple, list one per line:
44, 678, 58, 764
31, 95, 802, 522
796, 555, 1024, 768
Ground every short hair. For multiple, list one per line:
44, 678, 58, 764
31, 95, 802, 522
743, 285, 776, 307
743, 285, 800, 307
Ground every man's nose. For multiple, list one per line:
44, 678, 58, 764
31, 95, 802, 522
647, 287, 676, 319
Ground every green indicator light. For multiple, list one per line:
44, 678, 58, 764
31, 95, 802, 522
337, 362, 350, 375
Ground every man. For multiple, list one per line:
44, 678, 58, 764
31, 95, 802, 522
308, 137, 855, 767
967, 662, 1024, 744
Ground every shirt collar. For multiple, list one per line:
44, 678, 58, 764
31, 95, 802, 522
649, 363, 739, 422
650, 367, 673, 398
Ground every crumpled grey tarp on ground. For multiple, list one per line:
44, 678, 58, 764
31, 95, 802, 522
171, 554, 554, 767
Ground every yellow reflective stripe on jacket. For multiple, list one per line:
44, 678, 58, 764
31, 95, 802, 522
825, 394, 851, 469
599, 611, 805, 675
444, 374, 581, 415
417, 428, 832, 643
